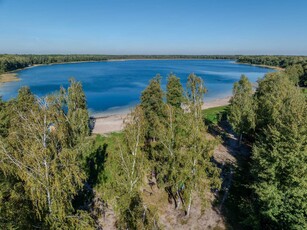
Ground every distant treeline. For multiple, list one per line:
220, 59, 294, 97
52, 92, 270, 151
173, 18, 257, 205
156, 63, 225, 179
237, 55, 307, 68
2, 54, 307, 86
237, 55, 307, 86
0, 54, 238, 74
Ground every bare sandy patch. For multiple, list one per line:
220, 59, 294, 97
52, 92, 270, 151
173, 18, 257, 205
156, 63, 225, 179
0, 73, 20, 85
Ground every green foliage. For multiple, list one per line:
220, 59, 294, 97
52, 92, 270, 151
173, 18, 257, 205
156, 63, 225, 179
225, 71, 307, 229
101, 107, 159, 228
0, 81, 94, 229
228, 75, 255, 143
285, 64, 304, 85
251, 73, 307, 229
237, 55, 307, 87
166, 73, 184, 108
202, 105, 228, 125
67, 78, 90, 142
16, 86, 36, 112
0, 172, 39, 229
0, 97, 9, 138
154, 74, 221, 216
141, 75, 165, 140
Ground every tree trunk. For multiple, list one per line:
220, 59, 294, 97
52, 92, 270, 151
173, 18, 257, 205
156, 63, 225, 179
238, 133, 243, 147
186, 190, 192, 217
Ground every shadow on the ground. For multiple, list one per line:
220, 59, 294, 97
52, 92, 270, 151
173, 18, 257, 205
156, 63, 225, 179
208, 117, 255, 230
73, 143, 108, 212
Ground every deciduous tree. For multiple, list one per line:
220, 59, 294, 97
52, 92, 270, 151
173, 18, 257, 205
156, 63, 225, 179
228, 75, 255, 145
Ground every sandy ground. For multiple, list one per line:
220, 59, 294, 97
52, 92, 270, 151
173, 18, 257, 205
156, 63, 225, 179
0, 73, 20, 85
92, 97, 231, 134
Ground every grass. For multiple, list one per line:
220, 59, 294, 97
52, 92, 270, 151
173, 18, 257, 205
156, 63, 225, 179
202, 105, 228, 125
94, 132, 123, 149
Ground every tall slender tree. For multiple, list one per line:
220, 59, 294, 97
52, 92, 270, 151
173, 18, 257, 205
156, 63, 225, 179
155, 74, 221, 216
140, 75, 165, 141
228, 75, 255, 145
102, 106, 158, 229
67, 78, 90, 143
166, 74, 184, 108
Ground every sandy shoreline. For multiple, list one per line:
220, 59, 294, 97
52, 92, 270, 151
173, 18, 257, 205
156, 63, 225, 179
236, 62, 284, 71
0, 73, 20, 86
92, 96, 231, 135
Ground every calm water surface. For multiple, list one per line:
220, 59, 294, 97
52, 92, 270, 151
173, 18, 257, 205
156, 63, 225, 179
0, 60, 273, 115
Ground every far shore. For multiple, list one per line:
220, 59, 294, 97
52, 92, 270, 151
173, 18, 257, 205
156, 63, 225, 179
92, 96, 231, 135
236, 62, 284, 71
0, 59, 282, 86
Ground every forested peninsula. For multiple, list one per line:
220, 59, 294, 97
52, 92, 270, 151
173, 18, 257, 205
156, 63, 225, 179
237, 55, 307, 86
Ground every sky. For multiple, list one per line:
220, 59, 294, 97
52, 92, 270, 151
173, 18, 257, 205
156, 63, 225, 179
0, 0, 306, 55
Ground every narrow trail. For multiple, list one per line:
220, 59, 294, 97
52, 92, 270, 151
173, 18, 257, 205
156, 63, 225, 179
209, 119, 251, 227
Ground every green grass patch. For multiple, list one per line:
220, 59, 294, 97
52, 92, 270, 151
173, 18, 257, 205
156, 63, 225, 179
94, 132, 123, 149
202, 105, 228, 125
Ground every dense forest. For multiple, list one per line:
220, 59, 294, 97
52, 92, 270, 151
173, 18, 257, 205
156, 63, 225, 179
237, 55, 307, 86
0, 54, 237, 74
0, 63, 306, 229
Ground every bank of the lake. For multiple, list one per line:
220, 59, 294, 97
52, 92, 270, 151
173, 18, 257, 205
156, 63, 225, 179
236, 62, 285, 71
92, 96, 231, 134
0, 58, 279, 86
0, 59, 274, 115
0, 72, 20, 85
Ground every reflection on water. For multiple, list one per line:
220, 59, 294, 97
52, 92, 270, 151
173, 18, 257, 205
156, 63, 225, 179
0, 60, 274, 115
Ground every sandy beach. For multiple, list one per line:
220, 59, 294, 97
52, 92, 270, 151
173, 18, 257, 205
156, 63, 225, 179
92, 96, 231, 134
0, 73, 20, 85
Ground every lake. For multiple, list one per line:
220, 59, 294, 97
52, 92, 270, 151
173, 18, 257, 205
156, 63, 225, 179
0, 60, 274, 116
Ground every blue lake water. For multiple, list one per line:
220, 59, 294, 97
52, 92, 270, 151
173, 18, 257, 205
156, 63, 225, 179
0, 60, 273, 115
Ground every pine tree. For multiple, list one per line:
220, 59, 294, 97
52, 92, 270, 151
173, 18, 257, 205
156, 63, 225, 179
0, 97, 9, 138
251, 73, 307, 229
228, 75, 255, 145
140, 75, 165, 141
166, 74, 184, 108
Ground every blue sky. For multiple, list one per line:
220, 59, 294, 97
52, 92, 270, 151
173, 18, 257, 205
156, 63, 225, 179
0, 0, 306, 55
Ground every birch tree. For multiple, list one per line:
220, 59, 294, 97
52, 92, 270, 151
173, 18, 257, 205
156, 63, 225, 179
228, 75, 255, 145
0, 86, 93, 228
155, 74, 221, 216
103, 106, 158, 229
180, 74, 220, 216
67, 78, 90, 143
